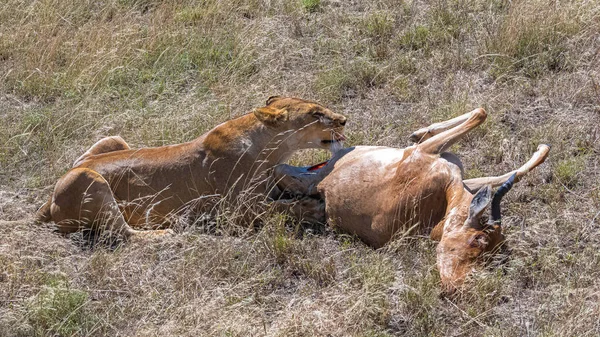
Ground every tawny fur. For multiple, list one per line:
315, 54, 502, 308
37, 97, 346, 239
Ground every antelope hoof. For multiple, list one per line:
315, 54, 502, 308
409, 128, 430, 143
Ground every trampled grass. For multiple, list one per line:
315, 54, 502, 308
1, 0, 600, 336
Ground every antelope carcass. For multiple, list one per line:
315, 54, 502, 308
272, 108, 550, 293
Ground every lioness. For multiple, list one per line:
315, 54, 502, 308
272, 108, 549, 294
36, 96, 346, 239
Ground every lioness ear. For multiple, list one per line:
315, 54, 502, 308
254, 106, 289, 127
465, 185, 492, 227
266, 95, 282, 105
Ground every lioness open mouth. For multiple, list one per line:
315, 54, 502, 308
311, 136, 345, 171
302, 132, 345, 172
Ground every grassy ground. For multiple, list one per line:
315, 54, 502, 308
1, 0, 599, 335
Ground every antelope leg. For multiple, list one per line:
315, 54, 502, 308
410, 111, 472, 143
464, 144, 550, 193
417, 108, 487, 155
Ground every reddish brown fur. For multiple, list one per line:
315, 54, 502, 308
273, 108, 550, 293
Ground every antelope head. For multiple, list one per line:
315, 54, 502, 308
435, 174, 516, 295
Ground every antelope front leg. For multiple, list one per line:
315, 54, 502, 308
271, 163, 331, 197
464, 144, 550, 193
410, 111, 473, 143
272, 197, 326, 223
417, 108, 487, 155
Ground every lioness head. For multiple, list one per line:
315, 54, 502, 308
253, 96, 347, 151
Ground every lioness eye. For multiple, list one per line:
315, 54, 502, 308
312, 110, 325, 117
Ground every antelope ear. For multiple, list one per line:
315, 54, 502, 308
254, 106, 289, 127
266, 95, 282, 105
466, 185, 492, 225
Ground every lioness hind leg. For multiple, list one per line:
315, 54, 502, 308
73, 136, 130, 167
50, 168, 170, 239
34, 136, 131, 226
50, 167, 137, 237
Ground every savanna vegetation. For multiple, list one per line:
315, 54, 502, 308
1, 0, 599, 335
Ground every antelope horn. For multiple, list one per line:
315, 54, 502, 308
488, 173, 517, 225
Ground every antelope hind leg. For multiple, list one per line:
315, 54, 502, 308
410, 111, 473, 143
463, 144, 550, 193
417, 108, 487, 155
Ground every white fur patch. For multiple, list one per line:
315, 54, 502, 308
443, 207, 459, 231
329, 146, 405, 180
349, 146, 405, 166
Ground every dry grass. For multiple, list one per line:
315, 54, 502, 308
1, 0, 600, 335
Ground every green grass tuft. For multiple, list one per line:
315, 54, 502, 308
315, 61, 384, 102
27, 277, 96, 337
301, 0, 320, 13
555, 156, 586, 188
